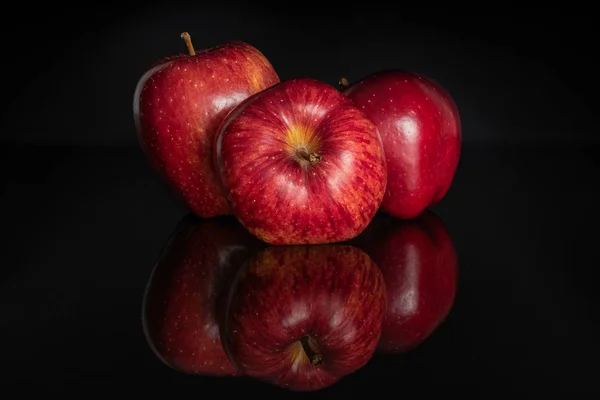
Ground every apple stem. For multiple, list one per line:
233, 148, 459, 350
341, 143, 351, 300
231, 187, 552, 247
300, 335, 322, 366
338, 77, 350, 90
180, 32, 196, 56
296, 148, 322, 165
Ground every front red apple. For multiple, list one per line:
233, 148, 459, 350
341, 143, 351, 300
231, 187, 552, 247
342, 71, 461, 219
215, 78, 387, 245
220, 245, 387, 391
352, 210, 458, 352
142, 214, 262, 376
133, 33, 279, 218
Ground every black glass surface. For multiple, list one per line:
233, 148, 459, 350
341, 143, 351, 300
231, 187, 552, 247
2, 142, 597, 393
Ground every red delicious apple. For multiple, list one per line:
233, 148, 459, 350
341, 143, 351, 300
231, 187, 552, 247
133, 32, 280, 218
340, 71, 461, 219
220, 244, 387, 391
142, 213, 262, 376
214, 77, 388, 245
352, 210, 458, 352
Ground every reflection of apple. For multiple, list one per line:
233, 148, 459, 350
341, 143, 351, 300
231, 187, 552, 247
133, 32, 279, 218
214, 77, 387, 245
142, 214, 262, 375
220, 245, 387, 391
352, 210, 458, 352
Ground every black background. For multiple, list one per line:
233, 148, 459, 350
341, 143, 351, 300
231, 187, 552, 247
2, 3, 598, 146
1, 3, 598, 394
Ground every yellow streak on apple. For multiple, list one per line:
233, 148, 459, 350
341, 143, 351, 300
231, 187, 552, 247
286, 124, 322, 166
288, 340, 310, 370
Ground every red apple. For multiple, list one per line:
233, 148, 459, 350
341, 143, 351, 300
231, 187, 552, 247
352, 210, 458, 352
133, 32, 280, 218
142, 214, 262, 376
214, 78, 387, 245
220, 244, 387, 391
341, 71, 461, 219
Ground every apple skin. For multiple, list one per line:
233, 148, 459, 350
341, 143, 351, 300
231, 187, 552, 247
133, 38, 280, 218
351, 210, 458, 352
342, 71, 461, 219
142, 213, 263, 376
220, 244, 387, 391
214, 77, 387, 245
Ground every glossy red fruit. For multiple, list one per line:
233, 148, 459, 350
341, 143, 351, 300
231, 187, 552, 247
133, 32, 279, 218
142, 214, 262, 376
215, 77, 387, 245
220, 244, 387, 391
352, 210, 458, 352
341, 71, 461, 219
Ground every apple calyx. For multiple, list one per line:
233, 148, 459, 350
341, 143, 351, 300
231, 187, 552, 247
296, 147, 322, 165
300, 335, 323, 366
338, 77, 350, 90
180, 32, 196, 56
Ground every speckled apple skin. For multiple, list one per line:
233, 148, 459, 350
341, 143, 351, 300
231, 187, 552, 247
215, 78, 387, 245
343, 71, 461, 219
133, 41, 279, 217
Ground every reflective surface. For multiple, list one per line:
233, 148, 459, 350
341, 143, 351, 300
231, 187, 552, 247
142, 210, 455, 391
142, 215, 260, 377
1, 143, 599, 394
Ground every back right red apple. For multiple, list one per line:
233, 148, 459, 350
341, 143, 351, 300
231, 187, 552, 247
342, 71, 461, 219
